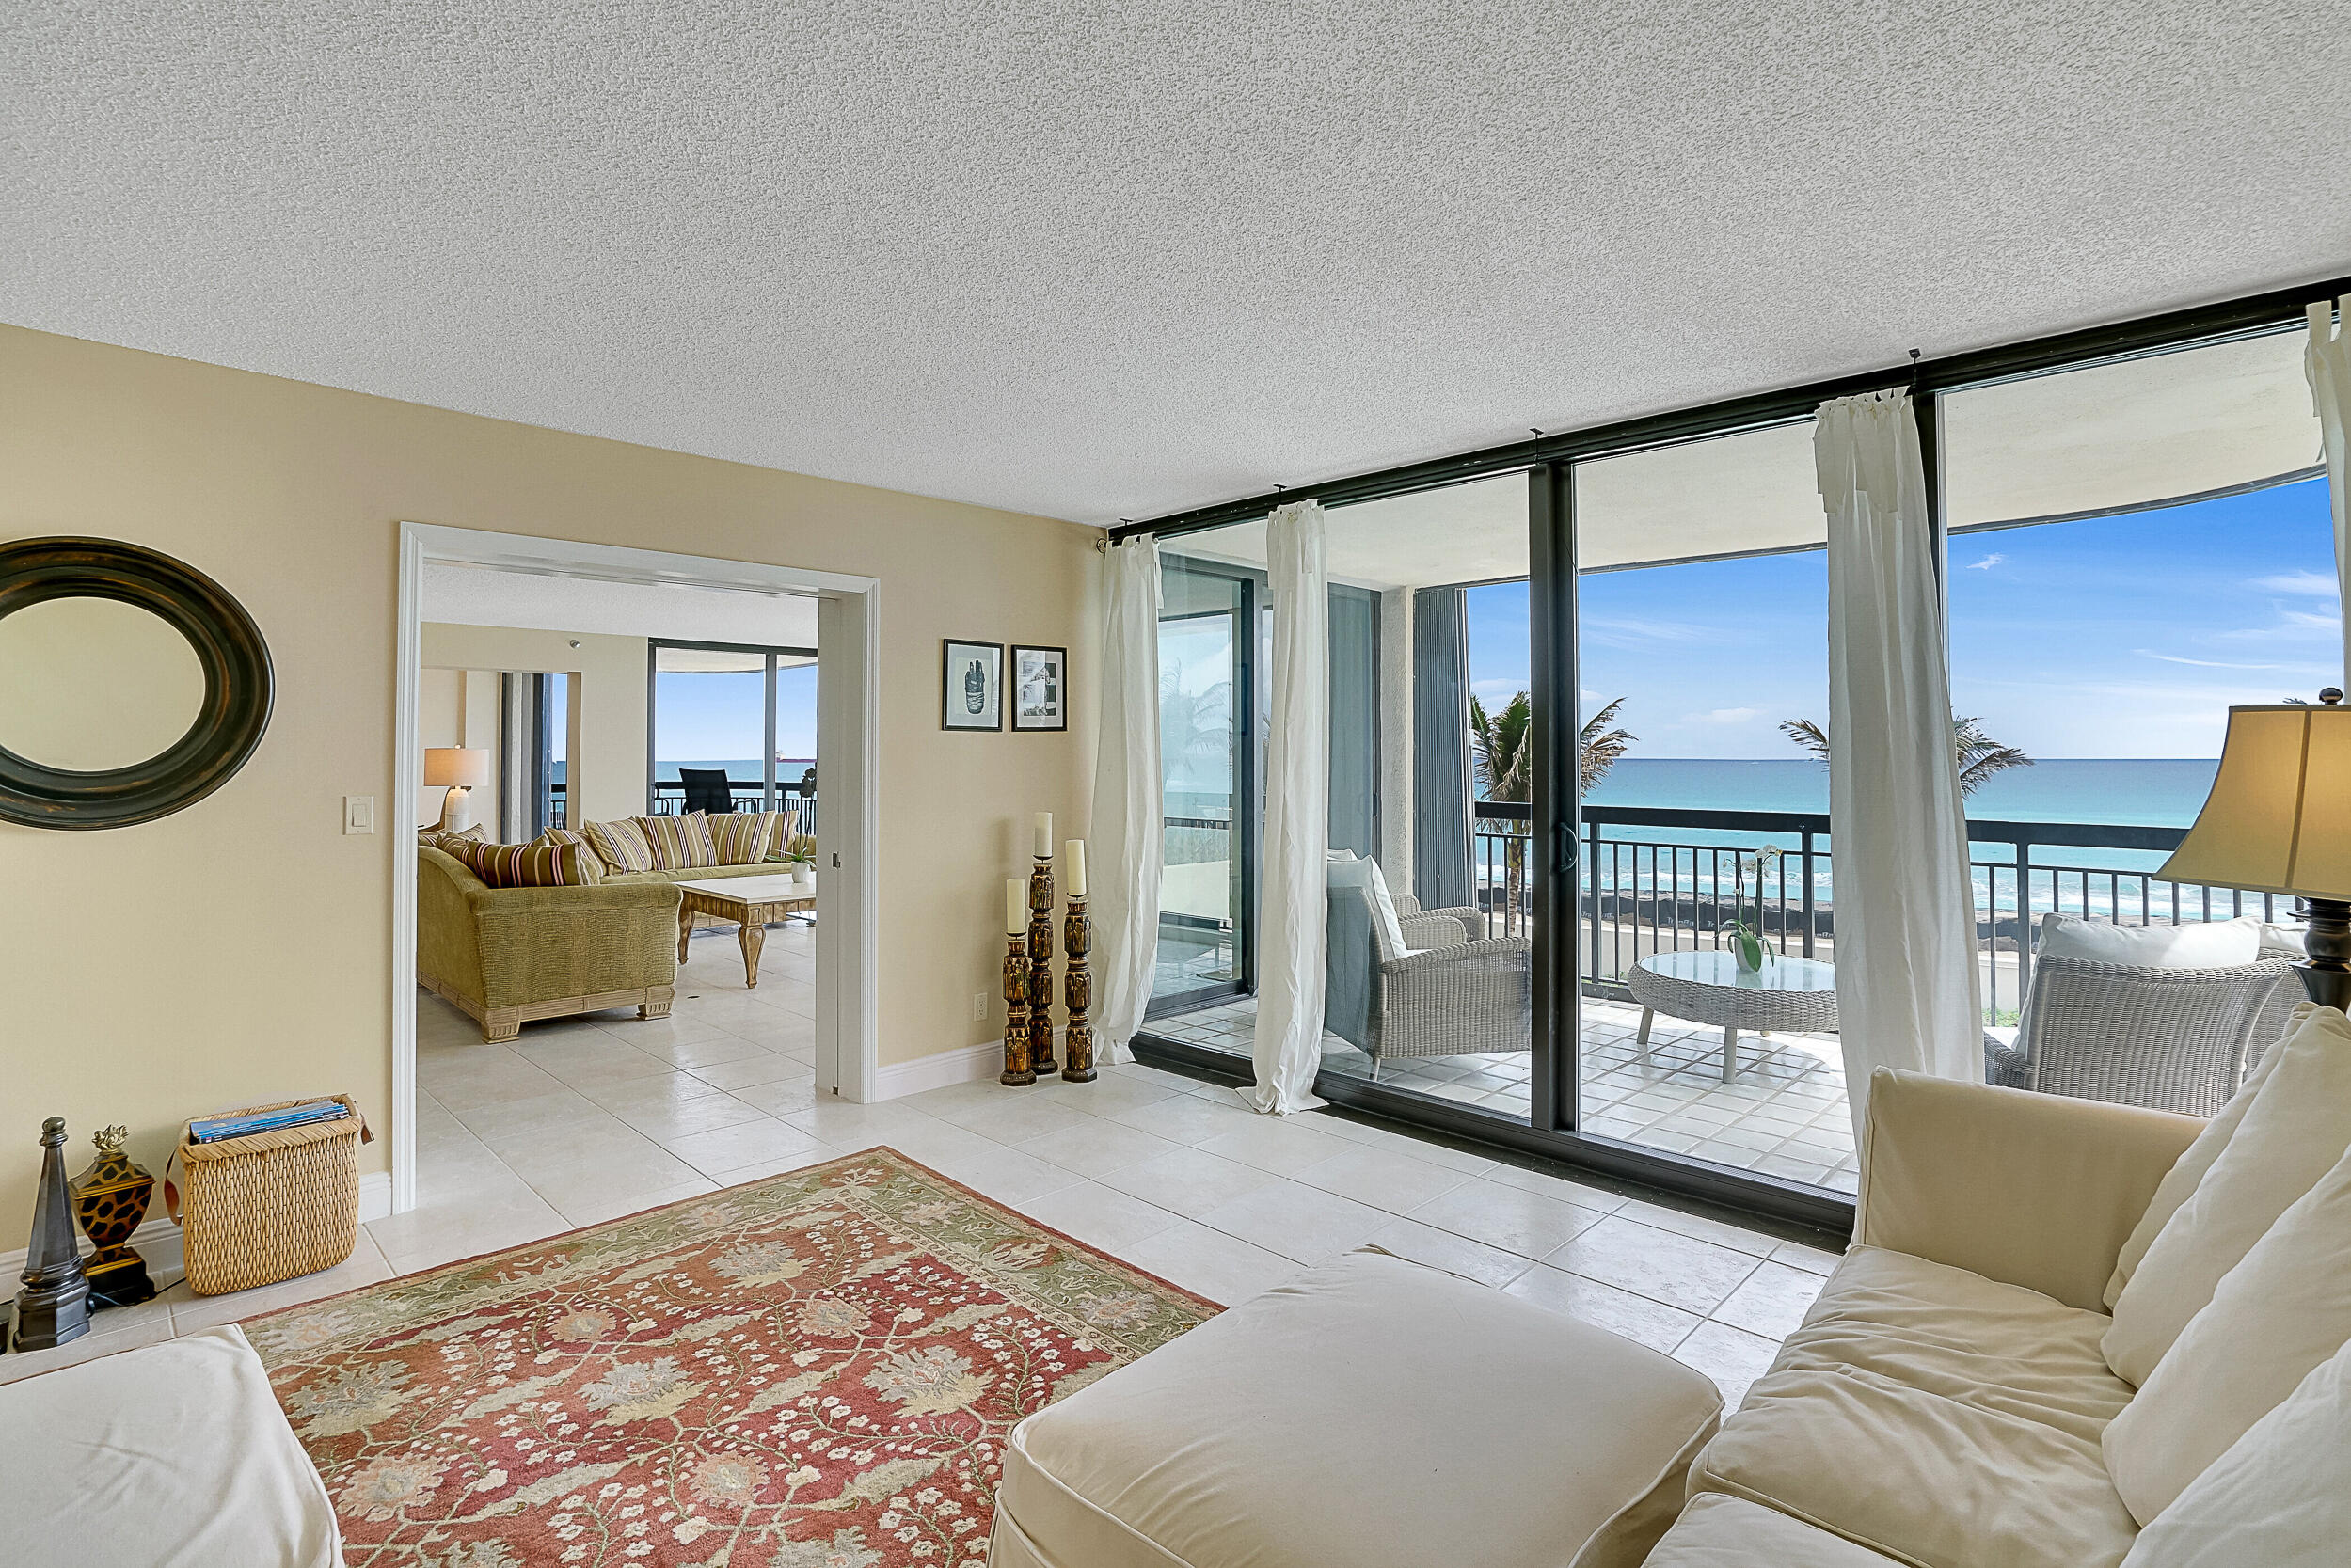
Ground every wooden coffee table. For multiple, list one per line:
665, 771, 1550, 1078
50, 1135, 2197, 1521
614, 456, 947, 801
675, 874, 816, 988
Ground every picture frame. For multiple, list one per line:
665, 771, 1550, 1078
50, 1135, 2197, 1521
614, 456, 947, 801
941, 639, 1004, 731
1010, 644, 1068, 732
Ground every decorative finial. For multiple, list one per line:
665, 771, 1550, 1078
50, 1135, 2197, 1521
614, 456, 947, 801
40, 1117, 66, 1147
92, 1125, 127, 1152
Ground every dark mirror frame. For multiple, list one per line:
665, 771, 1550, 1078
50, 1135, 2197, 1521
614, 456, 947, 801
0, 537, 274, 830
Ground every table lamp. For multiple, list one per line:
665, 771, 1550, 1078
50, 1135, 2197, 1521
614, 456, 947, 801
424, 747, 490, 832
2158, 690, 2351, 1011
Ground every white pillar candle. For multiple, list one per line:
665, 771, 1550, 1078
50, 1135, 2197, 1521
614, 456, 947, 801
1065, 839, 1087, 897
1006, 878, 1025, 936
1033, 811, 1053, 858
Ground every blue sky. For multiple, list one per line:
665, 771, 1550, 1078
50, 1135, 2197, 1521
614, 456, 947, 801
1468, 475, 2337, 760
650, 664, 818, 765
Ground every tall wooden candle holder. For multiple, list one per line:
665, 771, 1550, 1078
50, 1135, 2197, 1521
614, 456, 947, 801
13, 1117, 91, 1352
1063, 895, 1096, 1082
1000, 936, 1036, 1085
1027, 857, 1058, 1076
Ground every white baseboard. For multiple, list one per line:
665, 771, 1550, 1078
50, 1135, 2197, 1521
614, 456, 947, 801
2, 1170, 394, 1286
871, 1032, 1065, 1101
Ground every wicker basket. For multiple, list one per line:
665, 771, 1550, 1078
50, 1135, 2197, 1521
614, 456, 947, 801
169, 1096, 372, 1295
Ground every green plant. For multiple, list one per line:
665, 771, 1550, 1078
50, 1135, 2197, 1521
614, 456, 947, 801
1779, 714, 2032, 798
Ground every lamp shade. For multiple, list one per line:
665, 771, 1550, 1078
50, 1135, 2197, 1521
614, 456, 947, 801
2158, 705, 2351, 900
423, 747, 490, 789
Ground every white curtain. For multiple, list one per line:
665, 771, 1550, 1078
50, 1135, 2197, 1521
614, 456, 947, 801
2308, 298, 2351, 687
1817, 389, 1984, 1132
1246, 500, 1331, 1114
1089, 537, 1164, 1065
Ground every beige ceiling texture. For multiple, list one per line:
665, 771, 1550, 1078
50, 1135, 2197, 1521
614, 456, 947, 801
7, 4, 2346, 528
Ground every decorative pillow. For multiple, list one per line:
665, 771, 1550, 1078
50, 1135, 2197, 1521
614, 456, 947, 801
640, 811, 722, 871
1327, 852, 1409, 960
450, 837, 603, 889
2116, 1337, 2351, 1566
2036, 912, 2261, 968
419, 823, 487, 851
709, 810, 786, 866
582, 816, 659, 874
2104, 1001, 2314, 1307
2103, 1006, 2351, 1386
2105, 1139, 2351, 1524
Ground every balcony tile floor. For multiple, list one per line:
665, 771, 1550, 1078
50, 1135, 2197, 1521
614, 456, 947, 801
1147, 994, 1859, 1194
5, 925, 1842, 1412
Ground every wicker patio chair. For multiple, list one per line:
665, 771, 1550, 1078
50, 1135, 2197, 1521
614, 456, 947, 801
1326, 879, 1528, 1078
1984, 954, 2298, 1116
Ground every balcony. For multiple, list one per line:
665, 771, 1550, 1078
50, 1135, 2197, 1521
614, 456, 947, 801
1145, 802, 2289, 1196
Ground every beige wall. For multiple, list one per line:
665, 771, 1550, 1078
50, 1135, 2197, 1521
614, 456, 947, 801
0, 323, 1098, 1227
420, 624, 646, 826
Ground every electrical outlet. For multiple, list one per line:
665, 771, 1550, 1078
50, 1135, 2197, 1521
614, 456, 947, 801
972, 990, 988, 1022
343, 795, 375, 835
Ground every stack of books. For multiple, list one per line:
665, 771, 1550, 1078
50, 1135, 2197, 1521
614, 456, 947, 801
188, 1100, 350, 1144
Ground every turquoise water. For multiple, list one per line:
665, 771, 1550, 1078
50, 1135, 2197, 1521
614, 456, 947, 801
1583, 757, 2217, 828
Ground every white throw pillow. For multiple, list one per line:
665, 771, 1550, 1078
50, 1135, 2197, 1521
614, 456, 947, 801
1327, 854, 1409, 961
2036, 912, 2261, 969
2104, 1139, 2351, 1524
2103, 1006, 2351, 1386
2118, 1337, 2351, 1567
2104, 1001, 2316, 1308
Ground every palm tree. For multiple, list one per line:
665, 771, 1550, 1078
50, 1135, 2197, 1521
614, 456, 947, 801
1779, 714, 2032, 798
1580, 699, 1635, 796
1160, 665, 1234, 783
1469, 693, 1635, 926
1468, 693, 1637, 802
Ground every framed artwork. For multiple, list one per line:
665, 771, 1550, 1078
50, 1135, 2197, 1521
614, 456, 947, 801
1011, 644, 1068, 732
942, 640, 1003, 731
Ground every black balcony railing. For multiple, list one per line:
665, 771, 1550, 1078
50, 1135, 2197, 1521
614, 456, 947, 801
543, 781, 818, 837
1152, 800, 2286, 1028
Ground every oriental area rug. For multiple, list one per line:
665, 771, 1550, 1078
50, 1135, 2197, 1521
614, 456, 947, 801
245, 1148, 1219, 1567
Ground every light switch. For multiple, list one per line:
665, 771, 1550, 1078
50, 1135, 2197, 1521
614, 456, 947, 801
344, 795, 375, 835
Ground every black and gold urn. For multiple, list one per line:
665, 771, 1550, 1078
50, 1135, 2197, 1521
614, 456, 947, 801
70, 1126, 157, 1309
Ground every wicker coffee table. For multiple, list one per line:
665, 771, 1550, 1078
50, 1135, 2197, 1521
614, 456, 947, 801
1624, 949, 1838, 1082
675, 874, 816, 988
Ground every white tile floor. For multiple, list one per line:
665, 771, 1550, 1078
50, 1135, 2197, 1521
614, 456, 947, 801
1149, 993, 1861, 1193
6, 921, 1843, 1409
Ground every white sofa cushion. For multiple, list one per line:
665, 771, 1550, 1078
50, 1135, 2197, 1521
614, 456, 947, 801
2036, 912, 2261, 968
1644, 1493, 1909, 1566
2103, 1001, 2313, 1308
0, 1324, 340, 1567
2103, 1006, 2351, 1386
1693, 1246, 2139, 1568
2104, 1139, 2351, 1524
2119, 1336, 2351, 1567
989, 1248, 1723, 1568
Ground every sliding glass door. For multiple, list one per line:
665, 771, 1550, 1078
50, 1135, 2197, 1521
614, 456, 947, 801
1127, 291, 2345, 1229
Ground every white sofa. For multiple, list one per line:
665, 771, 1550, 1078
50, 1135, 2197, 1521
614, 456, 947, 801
0, 1324, 342, 1566
1660, 1069, 2199, 1565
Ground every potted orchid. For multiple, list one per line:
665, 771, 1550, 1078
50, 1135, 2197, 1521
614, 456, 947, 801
1724, 845, 1783, 974
780, 833, 818, 891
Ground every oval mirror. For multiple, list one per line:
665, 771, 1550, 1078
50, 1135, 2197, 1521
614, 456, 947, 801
0, 538, 273, 830
0, 596, 208, 770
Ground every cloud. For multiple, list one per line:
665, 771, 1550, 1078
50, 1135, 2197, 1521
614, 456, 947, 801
1581, 615, 1710, 650
1686, 706, 1760, 725
1964, 553, 2006, 570
1471, 677, 1529, 702
2134, 650, 2289, 670
2248, 569, 2340, 597
2214, 608, 2343, 643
